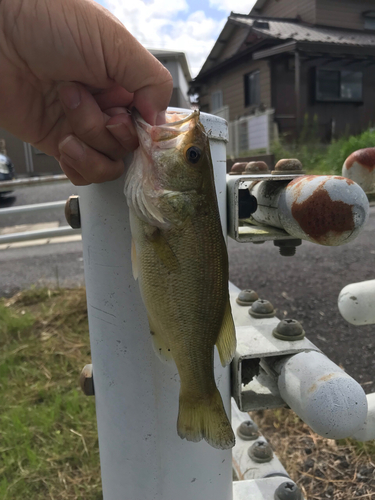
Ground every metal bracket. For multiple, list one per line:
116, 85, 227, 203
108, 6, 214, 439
233, 477, 304, 500
229, 284, 321, 412
227, 174, 303, 242
231, 402, 289, 481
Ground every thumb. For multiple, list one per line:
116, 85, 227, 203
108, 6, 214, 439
99, 12, 173, 125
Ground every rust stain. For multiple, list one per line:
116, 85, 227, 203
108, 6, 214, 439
291, 184, 354, 243
345, 148, 375, 172
308, 374, 337, 394
286, 175, 318, 203
318, 373, 336, 383
333, 175, 355, 186
308, 383, 317, 394
288, 175, 317, 189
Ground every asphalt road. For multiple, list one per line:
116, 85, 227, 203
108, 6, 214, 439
0, 181, 84, 294
1, 183, 374, 393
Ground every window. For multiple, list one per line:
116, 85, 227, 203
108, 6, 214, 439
244, 70, 261, 107
364, 11, 375, 30
211, 91, 223, 112
316, 69, 363, 102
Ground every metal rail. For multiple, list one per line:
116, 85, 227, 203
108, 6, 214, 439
0, 200, 66, 216
0, 174, 68, 192
0, 225, 80, 244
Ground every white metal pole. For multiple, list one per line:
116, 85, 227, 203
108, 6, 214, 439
77, 111, 232, 500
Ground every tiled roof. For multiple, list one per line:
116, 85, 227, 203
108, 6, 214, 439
230, 14, 375, 47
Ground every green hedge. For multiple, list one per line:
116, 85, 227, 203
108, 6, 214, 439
272, 116, 375, 175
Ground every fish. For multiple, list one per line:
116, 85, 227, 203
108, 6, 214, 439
124, 109, 236, 450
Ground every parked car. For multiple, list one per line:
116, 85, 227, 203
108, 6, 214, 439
0, 153, 16, 195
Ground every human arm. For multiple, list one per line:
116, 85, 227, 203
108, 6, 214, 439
0, 0, 173, 184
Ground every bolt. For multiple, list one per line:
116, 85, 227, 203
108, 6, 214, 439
237, 420, 259, 440
79, 364, 95, 396
274, 481, 302, 500
65, 195, 81, 229
230, 162, 248, 175
236, 289, 259, 306
244, 161, 269, 174
248, 440, 273, 463
274, 239, 302, 257
272, 158, 304, 175
273, 319, 305, 341
249, 299, 275, 319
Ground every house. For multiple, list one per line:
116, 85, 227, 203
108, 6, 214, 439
192, 0, 375, 142
0, 50, 192, 176
148, 49, 192, 109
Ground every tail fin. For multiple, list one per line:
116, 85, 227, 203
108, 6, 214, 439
177, 388, 235, 450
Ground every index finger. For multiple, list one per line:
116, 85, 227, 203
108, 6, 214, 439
99, 15, 173, 125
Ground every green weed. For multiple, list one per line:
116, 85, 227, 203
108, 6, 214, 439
0, 288, 100, 500
272, 115, 375, 175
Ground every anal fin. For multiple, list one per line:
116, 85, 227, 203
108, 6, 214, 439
148, 315, 174, 364
216, 299, 236, 367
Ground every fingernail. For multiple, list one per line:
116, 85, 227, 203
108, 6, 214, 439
59, 84, 81, 109
59, 136, 84, 160
106, 122, 126, 131
106, 122, 137, 139
156, 111, 166, 125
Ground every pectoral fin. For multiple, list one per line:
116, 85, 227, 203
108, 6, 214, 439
131, 239, 138, 280
146, 228, 180, 274
216, 300, 236, 367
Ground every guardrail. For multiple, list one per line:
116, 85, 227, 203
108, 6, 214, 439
0, 198, 80, 245
0, 174, 68, 192
0, 200, 66, 216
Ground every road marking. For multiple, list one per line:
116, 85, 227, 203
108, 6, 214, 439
0, 222, 82, 250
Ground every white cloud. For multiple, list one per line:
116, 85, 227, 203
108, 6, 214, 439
209, 0, 256, 13
104, 0, 226, 77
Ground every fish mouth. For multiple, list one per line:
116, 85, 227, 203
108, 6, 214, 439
132, 109, 200, 148
132, 108, 199, 128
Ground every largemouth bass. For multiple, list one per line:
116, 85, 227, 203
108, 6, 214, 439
124, 109, 236, 450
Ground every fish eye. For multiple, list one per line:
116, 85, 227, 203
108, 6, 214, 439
185, 146, 201, 164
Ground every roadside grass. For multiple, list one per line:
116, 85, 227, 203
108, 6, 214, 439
0, 287, 101, 500
1, 287, 374, 499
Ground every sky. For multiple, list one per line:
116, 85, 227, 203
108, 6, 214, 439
95, 0, 258, 77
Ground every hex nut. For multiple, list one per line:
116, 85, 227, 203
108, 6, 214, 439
230, 162, 248, 175
236, 289, 259, 306
80, 364, 95, 396
237, 420, 259, 440
244, 161, 269, 174
273, 319, 305, 341
65, 195, 81, 229
272, 159, 304, 175
248, 440, 273, 463
274, 481, 302, 500
274, 239, 302, 257
249, 299, 275, 318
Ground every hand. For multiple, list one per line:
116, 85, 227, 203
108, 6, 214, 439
0, 0, 173, 185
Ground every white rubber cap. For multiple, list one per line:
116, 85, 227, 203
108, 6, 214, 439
277, 351, 368, 439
